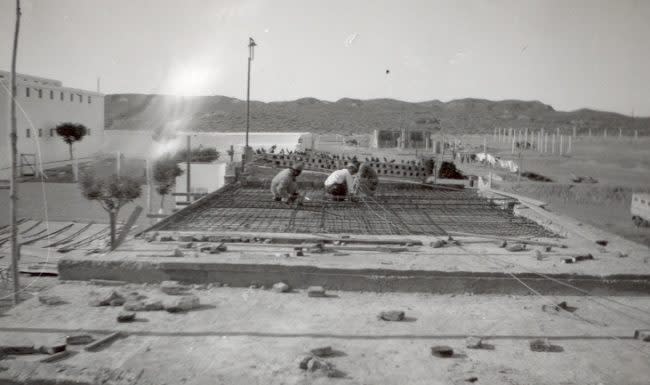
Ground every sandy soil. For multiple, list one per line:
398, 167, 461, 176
1, 283, 649, 384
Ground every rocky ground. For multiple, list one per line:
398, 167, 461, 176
1, 282, 649, 384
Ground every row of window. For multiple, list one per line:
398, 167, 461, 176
25, 128, 92, 138
25, 87, 93, 104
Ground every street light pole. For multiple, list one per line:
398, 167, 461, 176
243, 37, 256, 173
10, 0, 22, 305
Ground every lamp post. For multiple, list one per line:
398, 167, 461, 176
243, 37, 256, 173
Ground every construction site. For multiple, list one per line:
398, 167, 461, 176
1, 1, 650, 384
1, 146, 649, 385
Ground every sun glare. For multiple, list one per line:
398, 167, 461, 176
166, 65, 215, 96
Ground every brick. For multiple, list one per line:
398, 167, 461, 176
310, 346, 333, 357
506, 243, 526, 252
66, 335, 94, 345
272, 282, 290, 293
117, 311, 136, 323
160, 281, 189, 295
164, 294, 200, 313
529, 338, 563, 352
431, 345, 454, 358
38, 294, 66, 306
379, 310, 405, 321
307, 286, 326, 297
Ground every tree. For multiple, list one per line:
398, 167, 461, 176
55, 122, 88, 160
79, 171, 141, 250
173, 147, 220, 163
153, 156, 184, 210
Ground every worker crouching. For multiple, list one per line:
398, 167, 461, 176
270, 162, 304, 203
324, 163, 359, 201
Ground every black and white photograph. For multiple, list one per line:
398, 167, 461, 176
0, 0, 649, 384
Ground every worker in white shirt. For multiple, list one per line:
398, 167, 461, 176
324, 163, 359, 201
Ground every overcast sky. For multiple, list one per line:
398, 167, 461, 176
1, 0, 649, 116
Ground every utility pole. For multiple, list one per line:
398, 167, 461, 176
186, 135, 191, 203
9, 0, 22, 306
243, 37, 256, 174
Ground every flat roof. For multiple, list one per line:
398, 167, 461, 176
147, 180, 555, 238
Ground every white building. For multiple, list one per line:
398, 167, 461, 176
0, 71, 104, 179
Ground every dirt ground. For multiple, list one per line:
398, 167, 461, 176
1, 282, 649, 385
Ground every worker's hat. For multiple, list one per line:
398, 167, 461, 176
291, 162, 304, 171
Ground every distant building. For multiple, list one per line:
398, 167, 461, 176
0, 71, 104, 179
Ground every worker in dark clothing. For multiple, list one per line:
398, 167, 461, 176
354, 162, 379, 197
270, 162, 304, 203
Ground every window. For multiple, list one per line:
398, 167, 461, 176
79, 94, 82, 103
70, 93, 74, 102
26, 87, 30, 97
26, 128, 31, 138
60, 91, 64, 101
50, 128, 55, 137
38, 128, 43, 137
50, 90, 54, 99
38, 89, 43, 98
88, 96, 92, 104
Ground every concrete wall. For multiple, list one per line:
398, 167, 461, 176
0, 71, 104, 179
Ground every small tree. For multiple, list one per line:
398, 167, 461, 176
174, 147, 220, 163
153, 156, 184, 210
55, 122, 88, 160
79, 171, 141, 250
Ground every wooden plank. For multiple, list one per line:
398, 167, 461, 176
146, 213, 168, 219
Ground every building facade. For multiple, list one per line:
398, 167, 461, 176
0, 71, 104, 179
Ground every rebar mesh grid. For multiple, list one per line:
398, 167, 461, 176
155, 182, 556, 238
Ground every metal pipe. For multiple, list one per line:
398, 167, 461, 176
9, 0, 21, 305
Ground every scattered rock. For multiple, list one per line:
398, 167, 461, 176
172, 248, 185, 258
529, 338, 563, 352
431, 345, 454, 357
506, 243, 526, 252
379, 310, 405, 322
178, 235, 194, 242
307, 286, 326, 297
272, 282, 290, 293
180, 242, 194, 249
207, 236, 222, 243
144, 233, 157, 242
310, 346, 333, 357
616, 251, 628, 258
499, 240, 508, 248
159, 236, 174, 242
88, 291, 124, 307
109, 297, 126, 306
294, 250, 304, 257
465, 336, 483, 349
164, 294, 200, 313
249, 284, 258, 289
264, 238, 272, 244
595, 240, 608, 247
534, 250, 544, 261
116, 311, 136, 323
193, 235, 207, 242
66, 335, 94, 345
38, 294, 66, 306
562, 254, 594, 264
431, 240, 446, 248
215, 243, 228, 252
465, 376, 478, 383
124, 299, 164, 311
160, 281, 189, 295
544, 246, 552, 252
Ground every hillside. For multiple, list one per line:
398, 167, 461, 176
105, 94, 650, 136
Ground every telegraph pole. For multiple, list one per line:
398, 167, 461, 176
10, 0, 22, 305
243, 37, 256, 173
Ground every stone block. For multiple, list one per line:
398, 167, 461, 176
117, 311, 136, 323
379, 310, 405, 321
272, 282, 290, 293
431, 345, 454, 357
160, 281, 189, 295
307, 286, 326, 297
164, 294, 200, 313
38, 295, 66, 306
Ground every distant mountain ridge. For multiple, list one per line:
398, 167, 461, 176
105, 94, 650, 136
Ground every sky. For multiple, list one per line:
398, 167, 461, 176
1, 0, 649, 116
